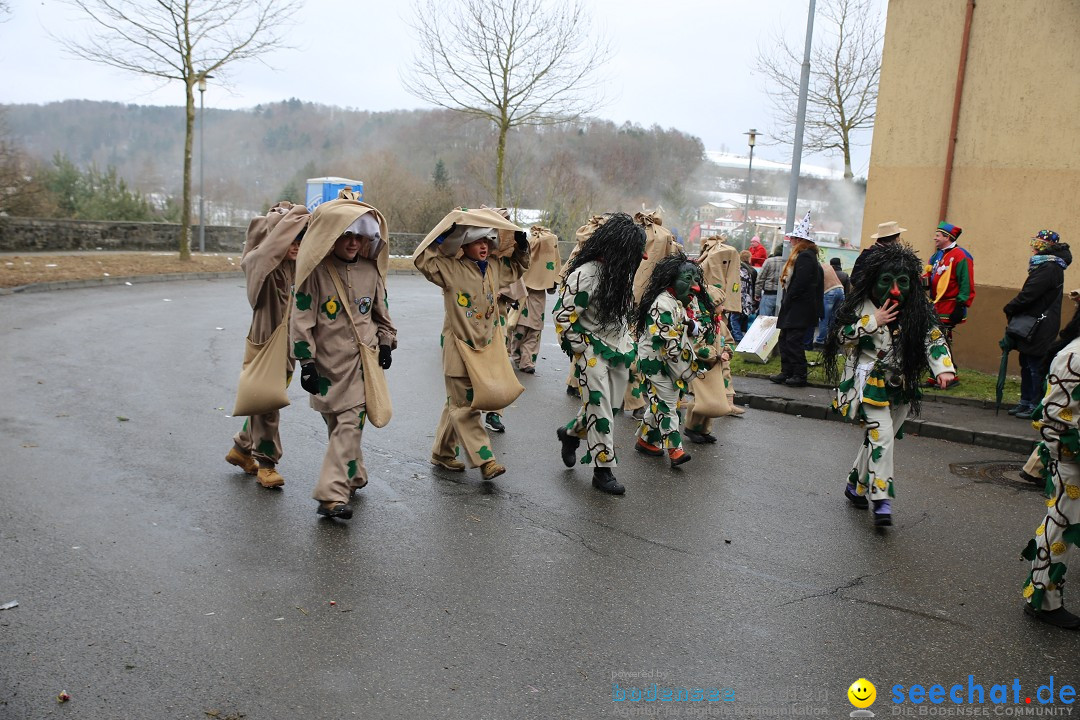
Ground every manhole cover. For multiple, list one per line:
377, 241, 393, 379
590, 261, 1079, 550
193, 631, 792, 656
949, 460, 1039, 490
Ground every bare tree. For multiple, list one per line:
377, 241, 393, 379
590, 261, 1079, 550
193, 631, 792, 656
403, 0, 608, 205
59, 0, 299, 259
756, 0, 882, 180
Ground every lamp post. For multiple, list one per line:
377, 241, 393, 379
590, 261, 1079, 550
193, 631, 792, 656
743, 128, 758, 247
197, 73, 212, 254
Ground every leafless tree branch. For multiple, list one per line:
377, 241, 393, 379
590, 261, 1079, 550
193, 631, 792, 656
57, 0, 300, 258
402, 0, 610, 204
755, 0, 882, 179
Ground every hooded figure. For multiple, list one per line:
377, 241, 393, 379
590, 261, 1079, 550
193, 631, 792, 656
289, 195, 397, 520
684, 284, 743, 443
507, 225, 560, 373
226, 202, 309, 488
823, 243, 955, 527
554, 212, 647, 495
623, 209, 682, 414
413, 207, 529, 481
632, 253, 713, 467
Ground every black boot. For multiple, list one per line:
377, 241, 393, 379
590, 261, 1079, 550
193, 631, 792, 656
1024, 603, 1080, 630
592, 467, 625, 495
769, 373, 788, 384
556, 427, 580, 468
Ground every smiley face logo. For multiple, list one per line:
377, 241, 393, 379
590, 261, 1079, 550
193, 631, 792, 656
847, 678, 876, 709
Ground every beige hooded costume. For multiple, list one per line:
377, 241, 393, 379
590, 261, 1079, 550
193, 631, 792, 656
624, 209, 682, 412
507, 225, 560, 372
413, 208, 528, 471
289, 197, 396, 507
229, 202, 309, 478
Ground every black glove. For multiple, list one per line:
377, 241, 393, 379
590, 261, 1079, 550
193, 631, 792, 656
509, 300, 520, 310
948, 306, 965, 325
514, 230, 529, 251
300, 362, 321, 395
378, 345, 393, 369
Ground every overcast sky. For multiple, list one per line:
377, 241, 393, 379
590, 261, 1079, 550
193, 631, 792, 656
1, 0, 885, 177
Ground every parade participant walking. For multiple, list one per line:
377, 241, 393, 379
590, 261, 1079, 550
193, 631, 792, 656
561, 214, 610, 397
1004, 230, 1071, 419
772, 212, 823, 387
823, 243, 955, 527
414, 208, 529, 480
924, 221, 974, 387
508, 225, 560, 374
695, 235, 745, 417
1021, 296, 1080, 630
226, 202, 309, 488
554, 212, 647, 495
633, 254, 712, 466
290, 196, 396, 520
684, 285, 742, 444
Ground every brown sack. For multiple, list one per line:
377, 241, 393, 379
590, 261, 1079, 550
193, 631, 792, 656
360, 343, 392, 428
233, 319, 291, 417
454, 330, 525, 411
689, 365, 733, 417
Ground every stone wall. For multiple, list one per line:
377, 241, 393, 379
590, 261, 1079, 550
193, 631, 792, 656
0, 219, 435, 256
0, 217, 247, 253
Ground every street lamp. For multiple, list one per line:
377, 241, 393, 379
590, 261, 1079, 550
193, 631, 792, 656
743, 128, 758, 246
197, 72, 213, 253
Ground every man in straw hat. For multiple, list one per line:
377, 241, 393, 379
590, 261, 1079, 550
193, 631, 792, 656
414, 208, 530, 481
554, 212, 647, 495
290, 193, 396, 520
852, 220, 906, 287
226, 201, 309, 488
771, 211, 823, 388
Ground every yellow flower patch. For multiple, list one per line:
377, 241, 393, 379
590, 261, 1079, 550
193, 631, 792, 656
1036, 525, 1045, 536
1061, 408, 1074, 422
859, 316, 870, 326
869, 428, 880, 442
874, 478, 888, 491
930, 328, 942, 341
1051, 541, 1067, 555
587, 357, 597, 367
1066, 484, 1080, 499
1023, 583, 1035, 598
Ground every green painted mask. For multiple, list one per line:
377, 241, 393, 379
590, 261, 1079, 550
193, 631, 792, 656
673, 264, 701, 303
872, 269, 911, 307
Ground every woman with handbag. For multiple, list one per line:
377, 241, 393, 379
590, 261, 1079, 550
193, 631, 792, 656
1004, 230, 1071, 419
226, 201, 309, 489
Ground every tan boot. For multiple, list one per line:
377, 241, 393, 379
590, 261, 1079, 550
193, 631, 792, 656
431, 455, 465, 472
480, 460, 506, 480
226, 447, 258, 475
727, 395, 745, 416
257, 466, 285, 488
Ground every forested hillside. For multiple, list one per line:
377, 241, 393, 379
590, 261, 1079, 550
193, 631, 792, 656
2, 100, 708, 239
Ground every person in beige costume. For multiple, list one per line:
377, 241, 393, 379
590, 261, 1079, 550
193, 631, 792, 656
226, 201, 310, 488
508, 225, 560, 374
414, 208, 529, 480
691, 235, 746, 422
290, 197, 396, 520
622, 209, 682, 415
684, 285, 742, 444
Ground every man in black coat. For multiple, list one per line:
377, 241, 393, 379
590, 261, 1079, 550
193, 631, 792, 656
771, 213, 824, 387
1004, 229, 1071, 418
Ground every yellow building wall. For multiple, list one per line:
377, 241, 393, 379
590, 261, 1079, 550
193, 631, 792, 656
862, 0, 1080, 373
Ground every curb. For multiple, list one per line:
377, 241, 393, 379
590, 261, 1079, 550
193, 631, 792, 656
0, 271, 245, 296
733, 390, 1037, 456
0, 267, 423, 297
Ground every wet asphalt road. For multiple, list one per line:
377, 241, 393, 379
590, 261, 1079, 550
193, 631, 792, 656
1, 275, 1078, 720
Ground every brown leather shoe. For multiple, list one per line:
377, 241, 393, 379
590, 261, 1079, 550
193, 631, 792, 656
431, 455, 465, 472
480, 460, 506, 480
225, 447, 258, 475
256, 466, 285, 488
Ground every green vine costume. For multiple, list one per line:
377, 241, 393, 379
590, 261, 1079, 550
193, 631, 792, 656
554, 260, 635, 468
1022, 337, 1080, 613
